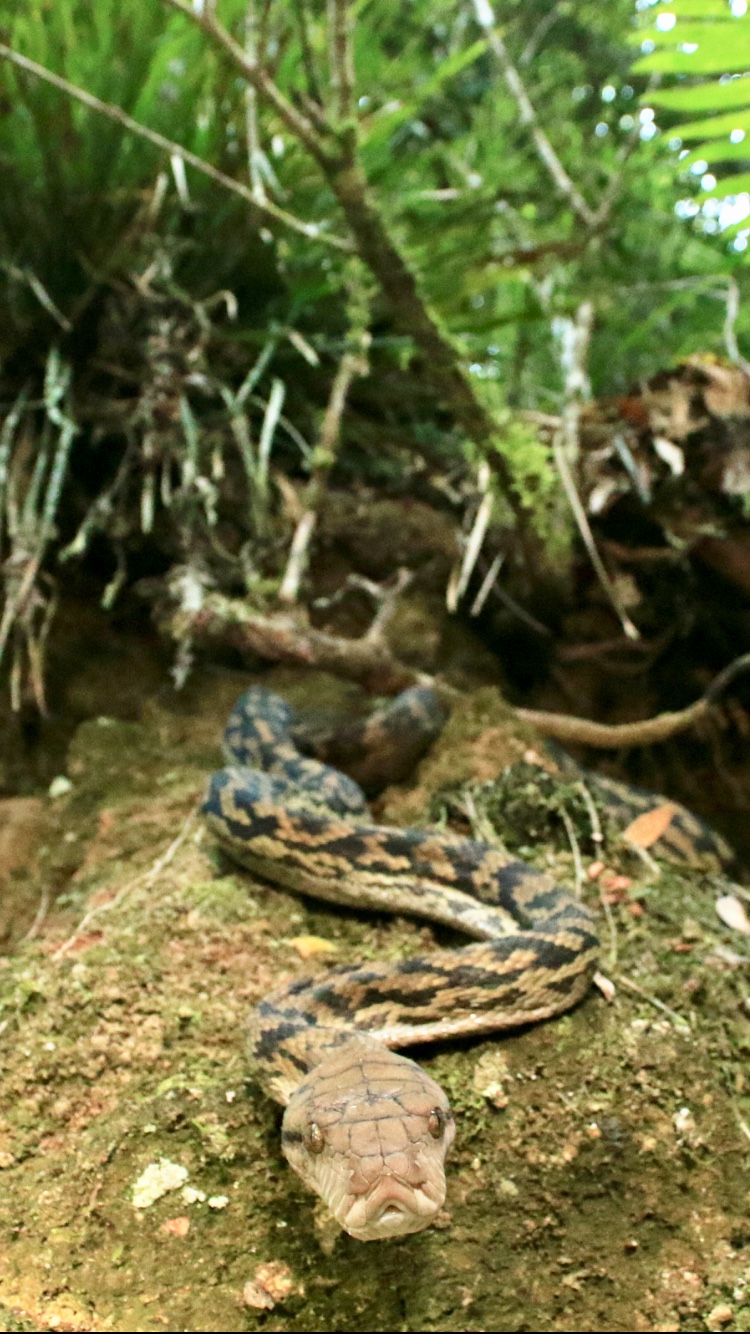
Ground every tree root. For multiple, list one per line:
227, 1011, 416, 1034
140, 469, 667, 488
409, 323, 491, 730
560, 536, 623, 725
159, 585, 750, 749
163, 588, 429, 696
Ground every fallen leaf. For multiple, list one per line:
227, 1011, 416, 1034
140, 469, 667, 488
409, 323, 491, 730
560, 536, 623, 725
716, 894, 750, 936
160, 1216, 190, 1237
288, 935, 339, 959
622, 803, 678, 849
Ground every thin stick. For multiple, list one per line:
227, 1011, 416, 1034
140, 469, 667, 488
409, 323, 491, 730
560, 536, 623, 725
446, 463, 494, 613
553, 435, 639, 642
559, 805, 584, 897
0, 43, 349, 252
21, 885, 50, 943
597, 884, 619, 968
472, 0, 597, 228
723, 277, 750, 377
470, 552, 504, 617
327, 0, 355, 123
615, 973, 690, 1029
53, 804, 201, 960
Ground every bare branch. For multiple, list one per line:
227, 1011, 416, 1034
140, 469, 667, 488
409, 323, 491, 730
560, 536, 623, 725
292, 0, 323, 103
0, 43, 350, 252
163, 0, 336, 167
159, 588, 427, 694
279, 331, 370, 602
327, 0, 356, 123
552, 300, 640, 642
518, 648, 750, 747
472, 0, 597, 228
724, 277, 750, 377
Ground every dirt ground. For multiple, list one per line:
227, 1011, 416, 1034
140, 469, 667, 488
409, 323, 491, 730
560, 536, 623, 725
0, 669, 748, 1333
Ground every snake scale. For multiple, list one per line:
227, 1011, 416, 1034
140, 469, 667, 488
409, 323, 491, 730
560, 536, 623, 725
202, 685, 728, 1242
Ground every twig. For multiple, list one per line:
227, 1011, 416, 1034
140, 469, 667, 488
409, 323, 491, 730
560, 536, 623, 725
614, 973, 690, 1030
519, 4, 564, 66
292, 0, 323, 103
0, 262, 72, 332
21, 885, 50, 944
516, 697, 708, 748
517, 647, 750, 747
163, 0, 334, 167
53, 803, 201, 961
158, 587, 428, 694
723, 277, 750, 377
446, 463, 494, 612
469, 552, 504, 617
279, 279, 370, 602
472, 0, 597, 228
0, 43, 350, 252
244, 2, 266, 204
597, 885, 619, 969
576, 781, 603, 849
554, 434, 639, 643
552, 299, 640, 642
558, 804, 584, 896
364, 568, 413, 643
488, 579, 553, 637
163, 0, 528, 524
327, 0, 355, 123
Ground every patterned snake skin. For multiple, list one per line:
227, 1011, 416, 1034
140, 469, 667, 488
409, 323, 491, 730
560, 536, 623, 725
202, 686, 603, 1241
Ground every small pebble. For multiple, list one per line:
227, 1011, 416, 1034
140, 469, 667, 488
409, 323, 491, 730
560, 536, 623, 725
496, 1178, 520, 1200
706, 1304, 734, 1331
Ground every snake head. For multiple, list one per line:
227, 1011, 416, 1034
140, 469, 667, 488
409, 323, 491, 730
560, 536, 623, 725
281, 1039, 455, 1242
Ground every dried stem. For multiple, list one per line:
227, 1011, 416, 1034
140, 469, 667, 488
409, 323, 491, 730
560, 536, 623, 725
552, 299, 639, 642
279, 331, 369, 601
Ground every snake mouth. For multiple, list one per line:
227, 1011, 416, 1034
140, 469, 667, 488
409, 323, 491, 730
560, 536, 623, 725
340, 1183, 443, 1241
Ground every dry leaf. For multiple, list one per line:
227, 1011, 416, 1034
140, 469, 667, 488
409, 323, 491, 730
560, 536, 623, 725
160, 1216, 190, 1237
715, 894, 750, 936
622, 803, 678, 849
288, 935, 339, 959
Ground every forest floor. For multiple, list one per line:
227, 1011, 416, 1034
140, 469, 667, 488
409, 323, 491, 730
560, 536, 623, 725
0, 662, 748, 1333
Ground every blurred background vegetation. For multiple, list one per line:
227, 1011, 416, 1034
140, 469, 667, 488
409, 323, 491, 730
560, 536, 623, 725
0, 0, 749, 724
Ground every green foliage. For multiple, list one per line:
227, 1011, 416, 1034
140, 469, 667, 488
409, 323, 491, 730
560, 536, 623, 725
634, 0, 750, 218
0, 0, 748, 640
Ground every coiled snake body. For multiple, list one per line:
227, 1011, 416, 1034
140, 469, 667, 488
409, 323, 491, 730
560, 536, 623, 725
203, 686, 604, 1240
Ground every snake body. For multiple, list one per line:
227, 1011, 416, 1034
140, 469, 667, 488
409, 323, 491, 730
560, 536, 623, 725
202, 686, 599, 1241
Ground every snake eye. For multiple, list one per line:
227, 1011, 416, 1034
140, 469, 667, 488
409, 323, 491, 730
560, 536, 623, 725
304, 1121, 325, 1154
428, 1107, 447, 1139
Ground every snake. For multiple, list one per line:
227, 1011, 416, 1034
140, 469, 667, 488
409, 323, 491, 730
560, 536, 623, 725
201, 686, 602, 1241
201, 686, 730, 1242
